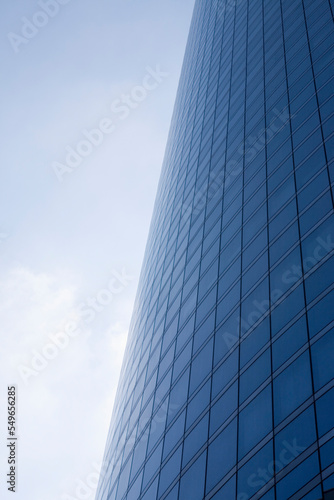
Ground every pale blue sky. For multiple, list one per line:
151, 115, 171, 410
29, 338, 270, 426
0, 1, 195, 499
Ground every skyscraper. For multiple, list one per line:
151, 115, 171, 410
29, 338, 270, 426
96, 0, 334, 498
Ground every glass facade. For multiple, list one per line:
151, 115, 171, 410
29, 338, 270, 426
96, 0, 334, 498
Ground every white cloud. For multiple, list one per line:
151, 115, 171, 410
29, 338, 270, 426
0, 267, 130, 500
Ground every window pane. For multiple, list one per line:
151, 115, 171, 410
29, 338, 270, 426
212, 349, 239, 399
308, 288, 334, 338
163, 411, 186, 460
272, 316, 308, 370
320, 438, 334, 470
316, 387, 334, 437
186, 380, 210, 430
276, 452, 319, 500
240, 349, 271, 403
179, 451, 206, 500
240, 317, 270, 365
211, 476, 236, 499
271, 285, 305, 336
275, 406, 317, 464
158, 445, 182, 497
210, 381, 238, 436
182, 414, 209, 466
189, 339, 213, 394
239, 386, 272, 458
237, 442, 273, 498
206, 419, 237, 493
273, 352, 312, 425
311, 329, 334, 391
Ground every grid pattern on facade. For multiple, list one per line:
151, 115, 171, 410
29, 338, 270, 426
96, 0, 334, 498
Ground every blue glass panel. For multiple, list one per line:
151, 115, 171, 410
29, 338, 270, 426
141, 477, 158, 500
241, 278, 269, 328
210, 381, 238, 436
193, 310, 215, 352
238, 386, 272, 459
206, 418, 237, 493
311, 329, 334, 391
271, 285, 305, 336
186, 380, 210, 430
270, 247, 301, 302
158, 445, 182, 497
167, 369, 189, 423
179, 451, 206, 500
302, 486, 323, 500
210, 476, 236, 499
320, 438, 334, 470
301, 214, 334, 274
212, 349, 239, 399
142, 441, 163, 489
237, 443, 273, 498
275, 406, 317, 465
260, 489, 275, 500
182, 413, 209, 466
163, 411, 186, 460
323, 473, 334, 491
316, 387, 334, 437
308, 288, 334, 338
276, 452, 320, 500
273, 352, 312, 425
240, 317, 270, 365
189, 339, 213, 394
127, 471, 143, 500
240, 349, 271, 403
272, 316, 308, 371
305, 255, 334, 304
164, 483, 179, 500
214, 309, 240, 364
